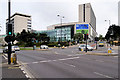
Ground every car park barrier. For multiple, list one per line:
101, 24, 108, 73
11, 53, 17, 64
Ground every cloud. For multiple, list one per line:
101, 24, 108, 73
0, 0, 119, 36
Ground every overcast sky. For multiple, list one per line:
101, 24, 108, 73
0, 0, 119, 37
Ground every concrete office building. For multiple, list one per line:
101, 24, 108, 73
46, 3, 97, 42
6, 13, 32, 34
79, 3, 96, 31
118, 1, 120, 26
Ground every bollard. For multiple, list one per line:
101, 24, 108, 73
81, 48, 83, 51
108, 48, 112, 54
11, 53, 17, 64
62, 46, 65, 49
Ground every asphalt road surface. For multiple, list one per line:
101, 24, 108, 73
16, 46, 118, 79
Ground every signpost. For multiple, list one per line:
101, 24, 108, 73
95, 37, 99, 50
4, 0, 12, 64
84, 34, 88, 52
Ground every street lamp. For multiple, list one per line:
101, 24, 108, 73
110, 26, 114, 47
105, 20, 111, 47
57, 14, 64, 46
105, 20, 111, 26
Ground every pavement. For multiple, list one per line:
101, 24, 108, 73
1, 54, 28, 79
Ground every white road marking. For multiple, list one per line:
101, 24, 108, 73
94, 72, 113, 78
68, 54, 85, 56
68, 55, 72, 56
64, 63, 76, 67
55, 52, 59, 54
69, 64, 76, 67
40, 61, 48, 63
25, 75, 29, 78
59, 59, 67, 61
59, 57, 79, 61
3, 55, 8, 60
52, 60, 57, 61
95, 60, 104, 62
23, 71, 26, 74
32, 62, 39, 64
18, 61, 35, 78
4, 54, 8, 56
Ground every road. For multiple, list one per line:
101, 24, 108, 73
16, 45, 118, 79
0, 49, 3, 53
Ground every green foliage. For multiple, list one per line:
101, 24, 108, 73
99, 34, 105, 41
16, 29, 50, 47
37, 33, 50, 42
47, 42, 58, 47
73, 33, 83, 41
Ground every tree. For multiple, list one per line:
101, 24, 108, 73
16, 29, 37, 47
99, 34, 103, 41
73, 33, 83, 41
36, 33, 50, 42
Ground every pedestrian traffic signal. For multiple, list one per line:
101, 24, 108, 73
84, 34, 88, 40
86, 34, 88, 39
7, 23, 12, 35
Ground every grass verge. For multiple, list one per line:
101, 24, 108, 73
20, 47, 33, 50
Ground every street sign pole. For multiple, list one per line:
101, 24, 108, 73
8, 0, 11, 64
96, 41, 97, 50
8, 42, 11, 64
85, 34, 87, 53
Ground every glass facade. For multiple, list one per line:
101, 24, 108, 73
35, 26, 73, 42
56, 27, 71, 42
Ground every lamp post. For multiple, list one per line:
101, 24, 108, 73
105, 20, 111, 26
57, 14, 64, 47
105, 20, 111, 47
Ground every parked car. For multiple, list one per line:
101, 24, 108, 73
79, 44, 93, 51
3, 46, 15, 53
40, 45, 48, 49
13, 46, 20, 51
98, 42, 104, 47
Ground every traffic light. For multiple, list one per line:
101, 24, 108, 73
7, 23, 12, 35
86, 34, 88, 39
84, 34, 88, 40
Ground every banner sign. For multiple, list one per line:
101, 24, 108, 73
76, 24, 89, 34
76, 24, 89, 29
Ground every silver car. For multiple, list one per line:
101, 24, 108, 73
79, 44, 93, 51
40, 45, 48, 49
13, 46, 20, 51
3, 46, 15, 53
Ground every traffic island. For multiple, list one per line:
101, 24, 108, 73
77, 51, 118, 56
37, 49, 49, 51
